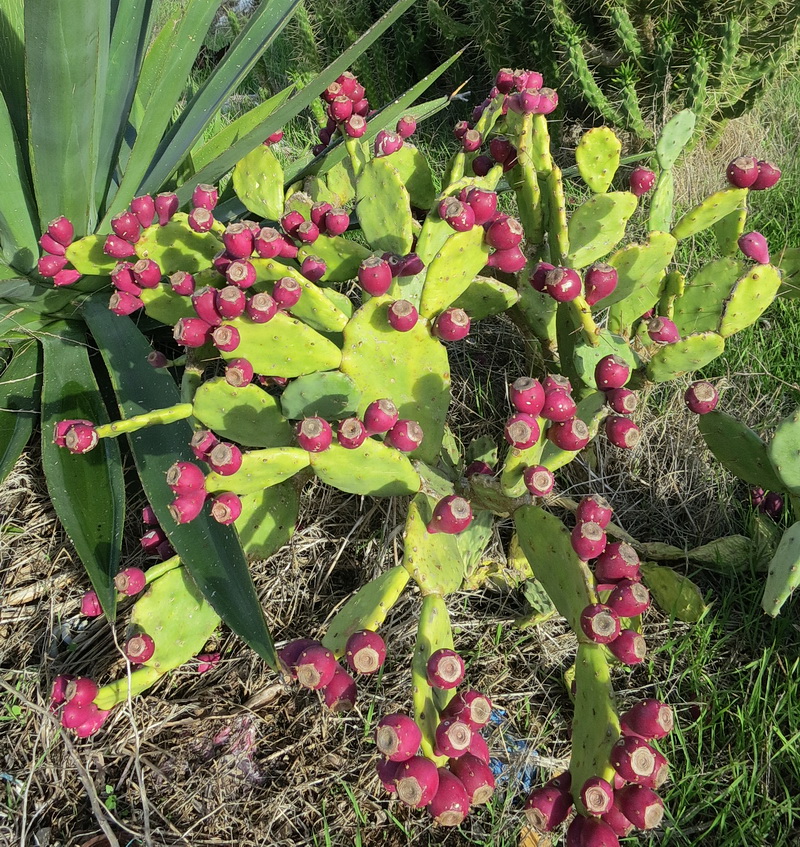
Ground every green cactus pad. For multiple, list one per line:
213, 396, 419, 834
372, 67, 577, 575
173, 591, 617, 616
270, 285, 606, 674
340, 296, 449, 464
639, 562, 708, 622
768, 409, 800, 495
453, 276, 518, 320
761, 522, 800, 616
279, 371, 360, 421
65, 235, 119, 274
309, 440, 420, 497
672, 258, 742, 336
231, 143, 284, 219
356, 157, 413, 256
719, 263, 781, 337
541, 392, 608, 472
205, 447, 310, 495
412, 593, 454, 762
403, 492, 464, 595
284, 191, 313, 219
217, 313, 342, 378
322, 565, 410, 656
514, 505, 596, 633
303, 175, 339, 207
297, 236, 371, 283
516, 282, 558, 349
671, 188, 748, 241
546, 166, 570, 265
321, 287, 354, 318
776, 247, 800, 298
572, 330, 637, 386
516, 575, 557, 628
501, 417, 547, 498
713, 204, 747, 256
655, 109, 696, 170
456, 508, 494, 580
237, 482, 298, 560
134, 215, 223, 273
567, 192, 638, 269
192, 378, 291, 448
386, 144, 436, 209
604, 231, 676, 314
140, 284, 195, 326
575, 127, 621, 193
325, 159, 357, 206
698, 410, 786, 490
419, 227, 491, 318
648, 170, 674, 233
646, 332, 725, 382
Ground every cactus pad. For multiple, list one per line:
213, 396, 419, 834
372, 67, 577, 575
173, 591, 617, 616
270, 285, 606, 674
232, 143, 284, 219
309, 440, 420, 497
572, 330, 637, 385
655, 109, 696, 170
671, 188, 748, 241
453, 277, 519, 320
324, 159, 357, 206
403, 492, 464, 595
762, 522, 800, 616
140, 284, 195, 326
280, 371, 361, 421
713, 204, 747, 256
567, 192, 638, 268
134, 216, 223, 273
719, 264, 781, 337
768, 409, 800, 494
639, 562, 707, 622
776, 247, 800, 298
236, 482, 298, 560
204, 446, 310, 495
648, 170, 674, 233
297, 236, 371, 283
386, 144, 437, 209
546, 166, 570, 264
646, 331, 725, 382
65, 235, 119, 274
356, 157, 414, 255
419, 227, 491, 318
575, 127, 621, 193
604, 231, 676, 316
516, 282, 558, 348
672, 258, 741, 336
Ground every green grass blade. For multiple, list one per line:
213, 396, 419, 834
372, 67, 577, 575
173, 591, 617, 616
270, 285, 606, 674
0, 0, 27, 152
40, 326, 124, 619
0, 339, 40, 486
141, 0, 300, 193
82, 299, 278, 669
25, 0, 110, 234
175, 0, 419, 204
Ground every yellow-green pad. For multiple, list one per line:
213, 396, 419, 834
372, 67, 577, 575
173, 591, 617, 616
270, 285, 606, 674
516, 280, 557, 349
761, 522, 800, 617
192, 378, 291, 448
768, 408, 800, 495
656, 109, 696, 170
648, 169, 674, 233
141, 284, 195, 326
232, 143, 284, 220
776, 247, 800, 298
403, 492, 464, 595
719, 263, 781, 337
546, 166, 569, 265
575, 127, 621, 193
453, 276, 518, 320
672, 257, 741, 336
322, 565, 410, 656
640, 562, 708, 622
309, 440, 420, 497
237, 482, 298, 560
713, 204, 747, 256
419, 227, 491, 318
205, 446, 310, 495
218, 313, 342, 378
340, 296, 449, 464
297, 236, 371, 283
355, 157, 413, 256
66, 234, 119, 274
280, 370, 360, 421
325, 158, 357, 206
604, 231, 676, 310
541, 392, 608, 472
387, 144, 436, 209
646, 332, 724, 382
671, 188, 748, 241
134, 215, 223, 274
572, 330, 636, 386
567, 192, 638, 269
501, 417, 547, 498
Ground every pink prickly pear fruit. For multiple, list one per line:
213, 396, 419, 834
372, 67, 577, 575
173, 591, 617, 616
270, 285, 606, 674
207, 442, 243, 476
595, 355, 630, 390
294, 644, 337, 690
462, 126, 482, 151
535, 87, 558, 114
65, 676, 99, 706
751, 160, 781, 190
395, 756, 441, 807
246, 292, 278, 324
190, 429, 219, 461
46, 216, 75, 246
213, 250, 232, 276
188, 207, 215, 233
108, 291, 142, 315
387, 299, 419, 331
114, 567, 146, 596
547, 418, 590, 451
547, 771, 572, 792
142, 505, 158, 526
385, 419, 424, 452
382, 252, 405, 277
517, 70, 544, 90
530, 261, 555, 292
131, 195, 156, 228
489, 137, 515, 163
111, 211, 141, 243
581, 777, 615, 816
295, 220, 320, 244
322, 664, 358, 712
495, 68, 515, 93
310, 202, 332, 228
426, 648, 465, 689
154, 192, 179, 225
61, 700, 99, 730
524, 783, 573, 831
438, 196, 475, 232
571, 521, 608, 560
54, 419, 93, 448
374, 130, 404, 157
584, 263, 619, 305
80, 590, 103, 617
345, 629, 386, 674
510, 376, 545, 415
487, 245, 527, 272
505, 412, 541, 449
615, 785, 664, 830
726, 156, 760, 188
541, 389, 577, 422
738, 230, 770, 264
295, 417, 333, 453
376, 757, 399, 793
647, 750, 670, 789
580, 603, 621, 644
51, 674, 74, 707
602, 801, 634, 836
464, 187, 498, 225
647, 316, 680, 343
605, 416, 642, 449
594, 542, 640, 582
53, 268, 82, 288
344, 114, 367, 138
277, 637, 318, 678
441, 690, 492, 730
300, 255, 326, 282
103, 234, 136, 258
37, 254, 69, 277
222, 222, 254, 258
63, 422, 99, 454
433, 308, 470, 341
216, 286, 247, 321
169, 270, 195, 296
610, 736, 659, 784
608, 629, 647, 665
376, 713, 423, 761
684, 380, 718, 414
192, 183, 218, 210
210, 491, 242, 525
364, 398, 399, 434
73, 704, 111, 737
40, 232, 67, 256
166, 461, 205, 494
468, 732, 490, 762
428, 768, 470, 826
132, 258, 162, 288
605, 388, 637, 415
273, 277, 303, 309
427, 495, 473, 535
471, 154, 494, 176
396, 114, 417, 138
523, 465, 555, 497
358, 256, 393, 296
399, 252, 425, 276
543, 374, 571, 393
485, 216, 523, 250
629, 167, 656, 196
544, 266, 582, 302
449, 752, 495, 804
125, 633, 156, 664
226, 259, 257, 289
607, 579, 651, 617
279, 209, 303, 236
328, 94, 353, 122
253, 226, 282, 258
140, 527, 166, 551
465, 460, 493, 477
763, 491, 784, 519
576, 494, 613, 528
620, 699, 674, 740
191, 286, 222, 326
580, 817, 621, 846
337, 417, 368, 449
453, 120, 470, 139
111, 263, 141, 295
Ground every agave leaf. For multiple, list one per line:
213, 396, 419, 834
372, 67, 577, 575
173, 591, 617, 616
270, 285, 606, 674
0, 340, 40, 486
0, 0, 26, 151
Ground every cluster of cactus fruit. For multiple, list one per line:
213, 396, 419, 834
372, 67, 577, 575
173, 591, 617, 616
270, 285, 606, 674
42, 63, 795, 842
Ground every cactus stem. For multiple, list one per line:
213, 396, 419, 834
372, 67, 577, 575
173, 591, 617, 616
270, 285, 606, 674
94, 403, 194, 439
570, 296, 602, 346
143, 555, 182, 585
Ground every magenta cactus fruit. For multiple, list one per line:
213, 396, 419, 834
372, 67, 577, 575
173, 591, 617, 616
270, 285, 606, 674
382, 252, 404, 278
504, 412, 541, 449
246, 292, 278, 324
188, 207, 214, 233
581, 776, 615, 816
615, 785, 664, 830
111, 263, 141, 294
226, 259, 257, 289
580, 817, 621, 847
524, 783, 573, 831
426, 648, 465, 689
571, 521, 608, 560
427, 768, 470, 826
547, 418, 590, 451
103, 234, 136, 258
295, 220, 320, 244
345, 629, 386, 674
210, 492, 243, 525
453, 120, 470, 139
125, 633, 156, 664
131, 258, 161, 289
763, 491, 784, 519
111, 211, 141, 243
530, 261, 555, 292
310, 202, 333, 228
441, 690, 492, 729
64, 676, 99, 707
469, 732, 490, 762
272, 277, 303, 309
726, 155, 760, 188
485, 216, 524, 250
438, 196, 475, 232
344, 114, 367, 138
40, 232, 68, 256
53, 268, 83, 288
487, 245, 527, 272
584, 263, 619, 305
300, 255, 326, 283
595, 355, 630, 390
131, 195, 156, 228
80, 590, 103, 617
543, 267, 582, 301
277, 638, 317, 678
567, 817, 586, 847
648, 750, 670, 789
253, 226, 282, 258
398, 252, 424, 276
191, 183, 218, 210
376, 713, 423, 761
385, 419, 424, 452
63, 422, 98, 454
449, 753, 496, 804
523, 465, 555, 497
222, 222, 254, 258
738, 230, 770, 264
328, 94, 353, 122
46, 216, 75, 246
395, 756, 440, 807
142, 505, 158, 525
489, 136, 515, 163
336, 417, 367, 450
684, 380, 718, 414
358, 256, 393, 296
321, 664, 358, 712
374, 130, 404, 157
296, 417, 333, 453
387, 299, 419, 331
154, 192, 178, 225
51, 674, 73, 707
427, 495, 473, 535
594, 542, 640, 582
464, 460, 493, 477
54, 419, 93, 448
602, 802, 634, 837
168, 491, 207, 524
607, 579, 651, 617
376, 757, 399, 793
294, 645, 337, 690
620, 699, 674, 740
216, 286, 247, 321
395, 114, 417, 138
464, 187, 498, 226
751, 160, 781, 190
140, 527, 166, 551
608, 629, 647, 665
363, 398, 399, 435
647, 316, 680, 343
37, 254, 69, 277
207, 442, 243, 476
495, 68, 515, 93
166, 461, 205, 494
191, 286, 222, 326
605, 416, 642, 449
61, 700, 99, 730
629, 166, 656, 196
541, 389, 577, 422
190, 429, 219, 461
576, 494, 613, 528
510, 376, 545, 416
433, 307, 471, 341
108, 291, 142, 315
471, 154, 494, 176
605, 388, 638, 415
580, 603, 621, 644
169, 270, 195, 296
543, 374, 572, 393
610, 736, 658, 784
114, 567, 146, 596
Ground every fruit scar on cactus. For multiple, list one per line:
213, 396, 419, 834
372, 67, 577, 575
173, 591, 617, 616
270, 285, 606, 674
581, 776, 615, 815
434, 718, 473, 758
345, 629, 386, 674
376, 714, 422, 761
395, 757, 440, 807
441, 690, 492, 729
294, 645, 337, 690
